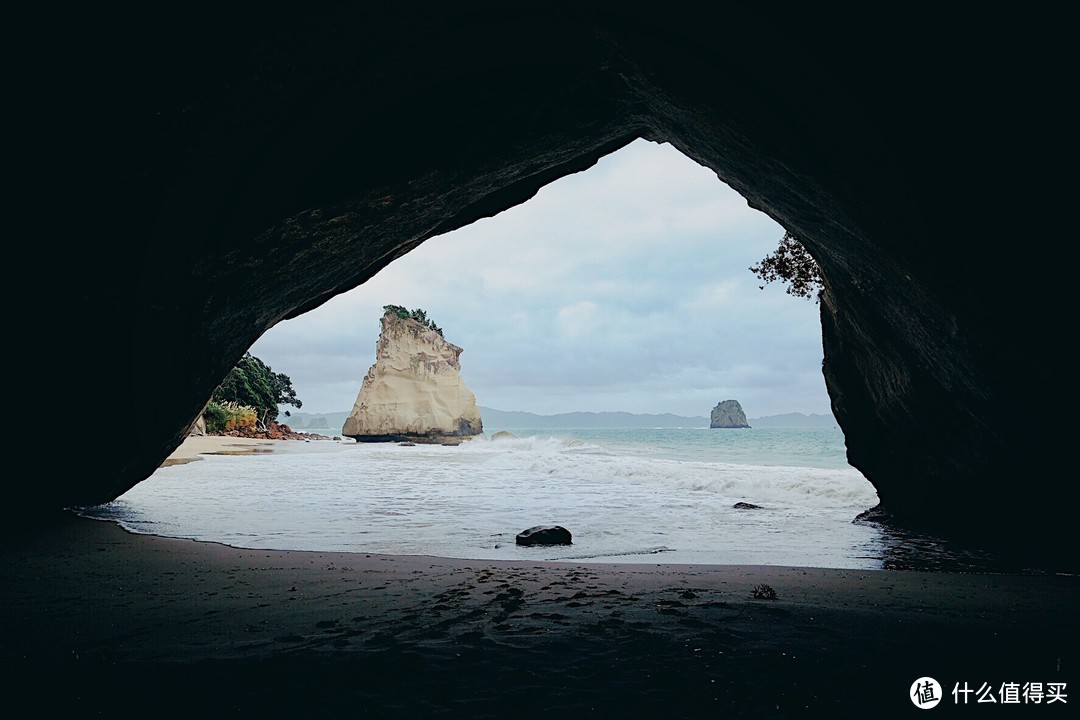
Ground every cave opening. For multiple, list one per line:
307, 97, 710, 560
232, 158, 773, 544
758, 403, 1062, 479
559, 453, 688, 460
81, 139, 895, 570
253, 138, 832, 423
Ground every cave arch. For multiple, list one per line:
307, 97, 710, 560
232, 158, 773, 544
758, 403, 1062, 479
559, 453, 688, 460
29, 4, 1057, 563
251, 138, 832, 424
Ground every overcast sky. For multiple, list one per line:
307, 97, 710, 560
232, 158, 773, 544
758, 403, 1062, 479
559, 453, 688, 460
248, 139, 831, 419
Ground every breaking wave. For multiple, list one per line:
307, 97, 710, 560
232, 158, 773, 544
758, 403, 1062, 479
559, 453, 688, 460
78, 426, 886, 568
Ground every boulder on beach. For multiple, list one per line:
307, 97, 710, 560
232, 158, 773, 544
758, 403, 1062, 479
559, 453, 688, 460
515, 526, 573, 546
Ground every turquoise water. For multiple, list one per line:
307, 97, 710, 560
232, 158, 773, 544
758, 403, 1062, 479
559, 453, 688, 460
81, 426, 909, 568
79, 425, 1050, 572
489, 426, 852, 470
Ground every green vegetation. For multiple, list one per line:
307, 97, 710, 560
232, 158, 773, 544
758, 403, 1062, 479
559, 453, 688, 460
211, 352, 302, 429
383, 304, 443, 336
203, 400, 259, 434
749, 231, 823, 302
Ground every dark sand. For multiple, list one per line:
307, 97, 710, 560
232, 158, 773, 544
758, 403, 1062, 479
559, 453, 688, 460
2, 511, 1076, 718
3, 438, 1076, 715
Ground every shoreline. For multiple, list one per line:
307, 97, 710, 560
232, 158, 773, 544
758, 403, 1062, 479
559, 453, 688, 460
7, 435, 1073, 714
97, 433, 1073, 577
161, 433, 321, 466
3, 511, 1076, 716
76, 510, 1077, 578
134, 434, 1071, 576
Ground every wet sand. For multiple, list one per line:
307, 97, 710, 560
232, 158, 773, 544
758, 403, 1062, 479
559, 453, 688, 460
159, 434, 286, 466
2, 509, 1076, 718
1, 436, 1074, 716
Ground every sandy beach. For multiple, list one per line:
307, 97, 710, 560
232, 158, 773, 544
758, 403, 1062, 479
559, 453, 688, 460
2, 437, 1075, 717
160, 434, 294, 465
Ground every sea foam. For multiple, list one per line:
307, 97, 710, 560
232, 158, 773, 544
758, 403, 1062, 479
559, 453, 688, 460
79, 427, 886, 568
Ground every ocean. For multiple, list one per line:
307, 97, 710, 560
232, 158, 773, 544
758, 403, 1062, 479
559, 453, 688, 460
80, 426, 919, 569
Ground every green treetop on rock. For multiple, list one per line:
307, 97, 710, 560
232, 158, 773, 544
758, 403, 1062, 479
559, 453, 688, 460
383, 304, 443, 336
749, 231, 823, 302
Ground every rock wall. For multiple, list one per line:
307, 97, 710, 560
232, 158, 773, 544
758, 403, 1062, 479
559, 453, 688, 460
710, 400, 750, 429
343, 312, 483, 443
17, 4, 1069, 564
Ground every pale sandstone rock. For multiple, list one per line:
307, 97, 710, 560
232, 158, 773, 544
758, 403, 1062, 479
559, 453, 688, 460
343, 311, 483, 443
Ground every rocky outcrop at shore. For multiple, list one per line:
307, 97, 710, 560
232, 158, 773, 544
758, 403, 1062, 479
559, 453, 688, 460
710, 400, 750, 428
216, 420, 330, 441
342, 309, 483, 444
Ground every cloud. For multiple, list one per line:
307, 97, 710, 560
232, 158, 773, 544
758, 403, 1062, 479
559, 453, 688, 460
556, 301, 600, 337
250, 139, 831, 418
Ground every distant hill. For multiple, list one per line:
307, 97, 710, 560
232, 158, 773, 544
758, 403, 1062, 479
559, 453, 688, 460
479, 407, 708, 429
285, 407, 839, 432
745, 412, 838, 428
478, 407, 839, 430
282, 411, 351, 433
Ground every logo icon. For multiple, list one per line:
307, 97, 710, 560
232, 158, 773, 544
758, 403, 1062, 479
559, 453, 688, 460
911, 677, 943, 709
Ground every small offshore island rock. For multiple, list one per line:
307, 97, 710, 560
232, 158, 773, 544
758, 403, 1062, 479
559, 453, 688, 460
342, 308, 483, 444
710, 399, 751, 428
516, 526, 573, 546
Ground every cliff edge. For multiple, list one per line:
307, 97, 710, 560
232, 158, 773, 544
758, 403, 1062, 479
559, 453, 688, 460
343, 309, 483, 443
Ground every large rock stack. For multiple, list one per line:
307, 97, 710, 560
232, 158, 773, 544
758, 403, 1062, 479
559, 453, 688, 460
710, 399, 750, 429
343, 309, 483, 444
